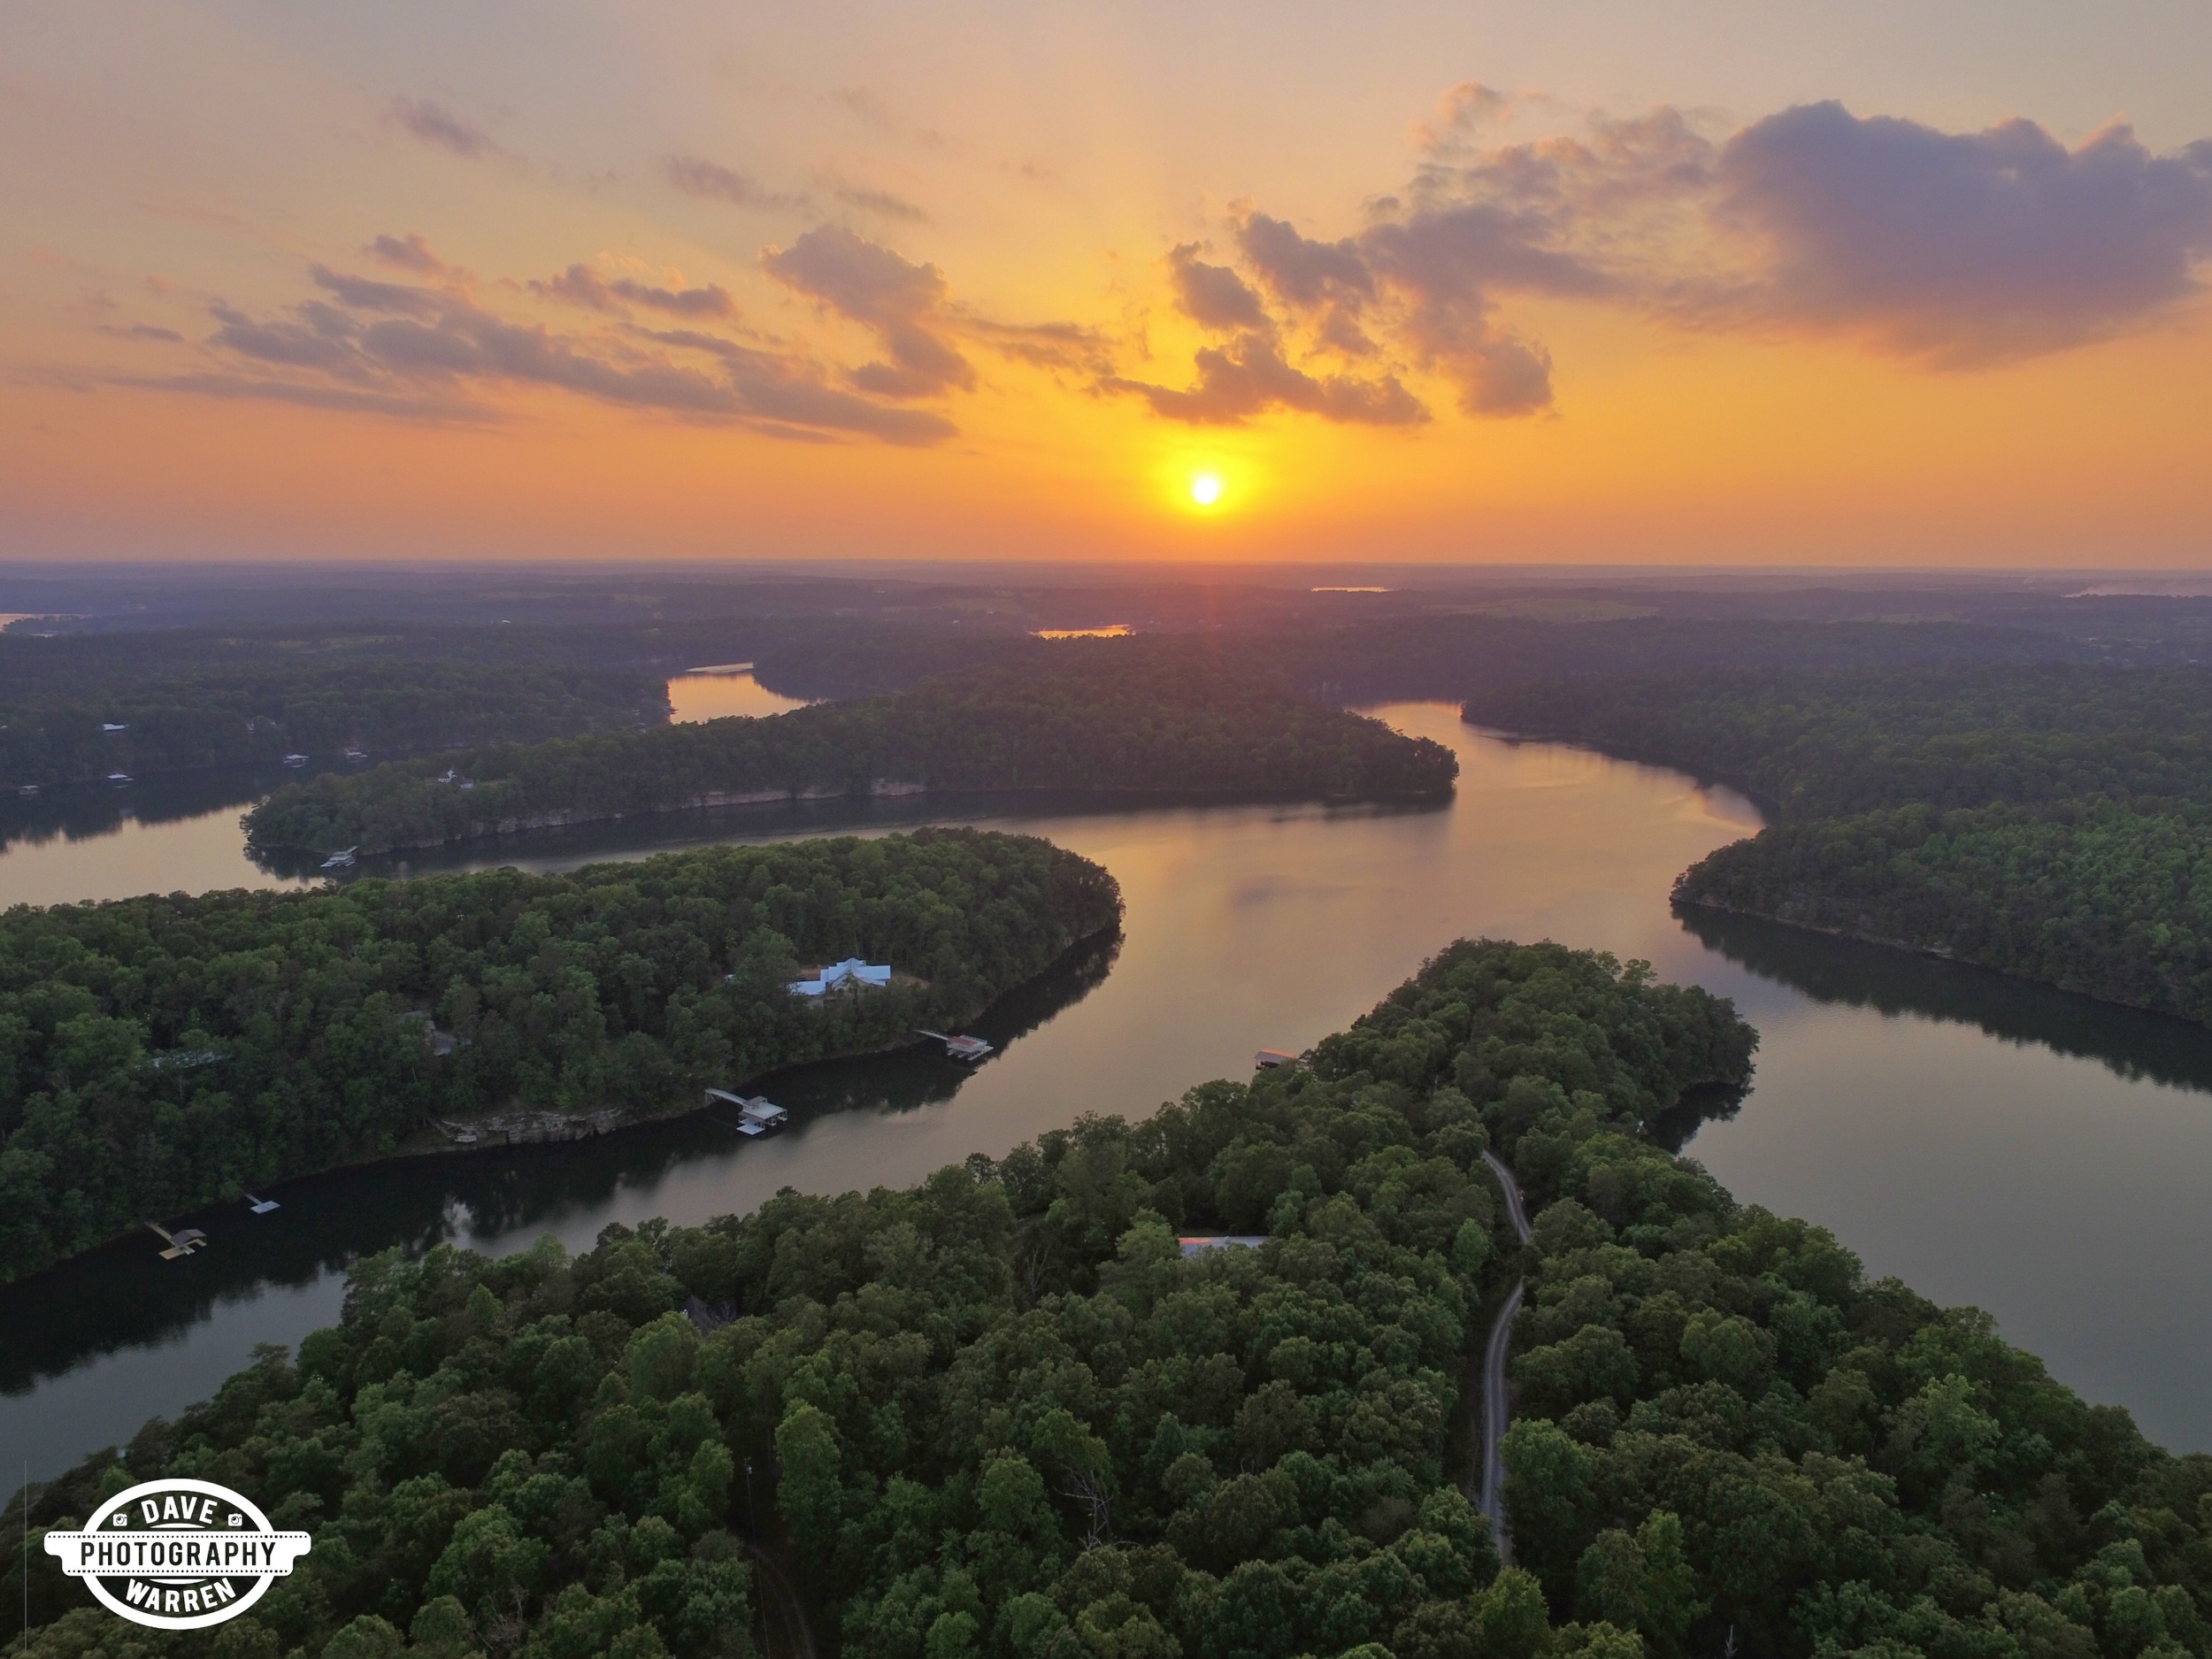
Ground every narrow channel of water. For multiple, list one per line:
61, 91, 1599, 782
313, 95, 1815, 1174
4, 704, 2212, 1484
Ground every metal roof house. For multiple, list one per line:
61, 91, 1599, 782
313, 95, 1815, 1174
1178, 1236, 1269, 1257
787, 957, 894, 997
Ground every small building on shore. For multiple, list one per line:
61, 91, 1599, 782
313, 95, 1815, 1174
788, 957, 894, 997
1178, 1235, 1269, 1257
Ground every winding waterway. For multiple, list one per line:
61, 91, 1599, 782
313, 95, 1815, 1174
5, 703, 2212, 1485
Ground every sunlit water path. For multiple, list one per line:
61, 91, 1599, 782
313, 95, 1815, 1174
5, 703, 2212, 1483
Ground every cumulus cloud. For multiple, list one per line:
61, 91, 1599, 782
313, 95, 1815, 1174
532, 264, 737, 319
763, 225, 974, 396
1412, 81, 1519, 153
663, 156, 810, 212
1167, 245, 1271, 333
1234, 215, 1372, 310
1119, 95, 2212, 428
1715, 103, 2212, 362
387, 97, 500, 159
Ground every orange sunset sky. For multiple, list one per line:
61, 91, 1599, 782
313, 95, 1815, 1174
4, 1, 2212, 566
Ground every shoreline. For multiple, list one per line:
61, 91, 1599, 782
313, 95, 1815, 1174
249, 779, 1460, 859
1470, 712, 2212, 1036
0, 918, 1121, 1292
1675, 893, 2212, 1031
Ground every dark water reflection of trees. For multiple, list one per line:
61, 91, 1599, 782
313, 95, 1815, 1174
0, 926, 1121, 1398
0, 764, 296, 855
1679, 905, 2212, 1095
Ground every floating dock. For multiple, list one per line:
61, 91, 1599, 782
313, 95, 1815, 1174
705, 1087, 789, 1135
244, 1194, 279, 1214
918, 1029, 994, 1062
146, 1222, 207, 1260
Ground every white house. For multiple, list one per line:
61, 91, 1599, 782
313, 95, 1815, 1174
787, 957, 894, 997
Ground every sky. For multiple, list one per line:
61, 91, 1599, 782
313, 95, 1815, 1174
4, 0, 2211, 566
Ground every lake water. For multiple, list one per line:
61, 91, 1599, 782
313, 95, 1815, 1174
6, 703, 2212, 1486
665, 671, 811, 723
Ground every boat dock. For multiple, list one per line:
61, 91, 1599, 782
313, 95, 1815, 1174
705, 1087, 790, 1135
146, 1222, 207, 1260
918, 1029, 995, 1062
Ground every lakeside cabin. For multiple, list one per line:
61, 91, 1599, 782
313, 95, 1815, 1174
788, 957, 893, 997
1254, 1049, 1298, 1070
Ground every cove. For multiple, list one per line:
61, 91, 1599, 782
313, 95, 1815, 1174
5, 703, 2212, 1486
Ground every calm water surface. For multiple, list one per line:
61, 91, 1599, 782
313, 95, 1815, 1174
664, 671, 811, 723
5, 703, 2212, 1483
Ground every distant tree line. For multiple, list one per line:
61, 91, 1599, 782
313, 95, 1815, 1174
749, 617, 2106, 704
245, 649, 1462, 856
0, 828, 1120, 1283
0, 664, 667, 790
0, 603, 2147, 793
12, 939, 2208, 1659
1468, 664, 2212, 1023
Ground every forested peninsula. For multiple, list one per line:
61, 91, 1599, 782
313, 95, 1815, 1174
12, 939, 2208, 1659
1468, 665, 2212, 1025
0, 828, 1119, 1284
244, 651, 1460, 856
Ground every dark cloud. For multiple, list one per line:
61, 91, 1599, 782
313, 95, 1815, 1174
763, 225, 973, 396
1133, 96, 2212, 427
1104, 334, 1427, 426
97, 323, 184, 342
1235, 214, 1372, 308
533, 264, 737, 319
1716, 102, 2212, 363
367, 233, 446, 274
663, 156, 810, 212
208, 302, 363, 373
1166, 244, 1271, 333
387, 97, 499, 160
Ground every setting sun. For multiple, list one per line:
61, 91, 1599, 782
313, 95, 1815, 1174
1189, 473, 1224, 507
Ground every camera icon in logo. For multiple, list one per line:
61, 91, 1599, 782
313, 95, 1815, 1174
42, 1478, 312, 1631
